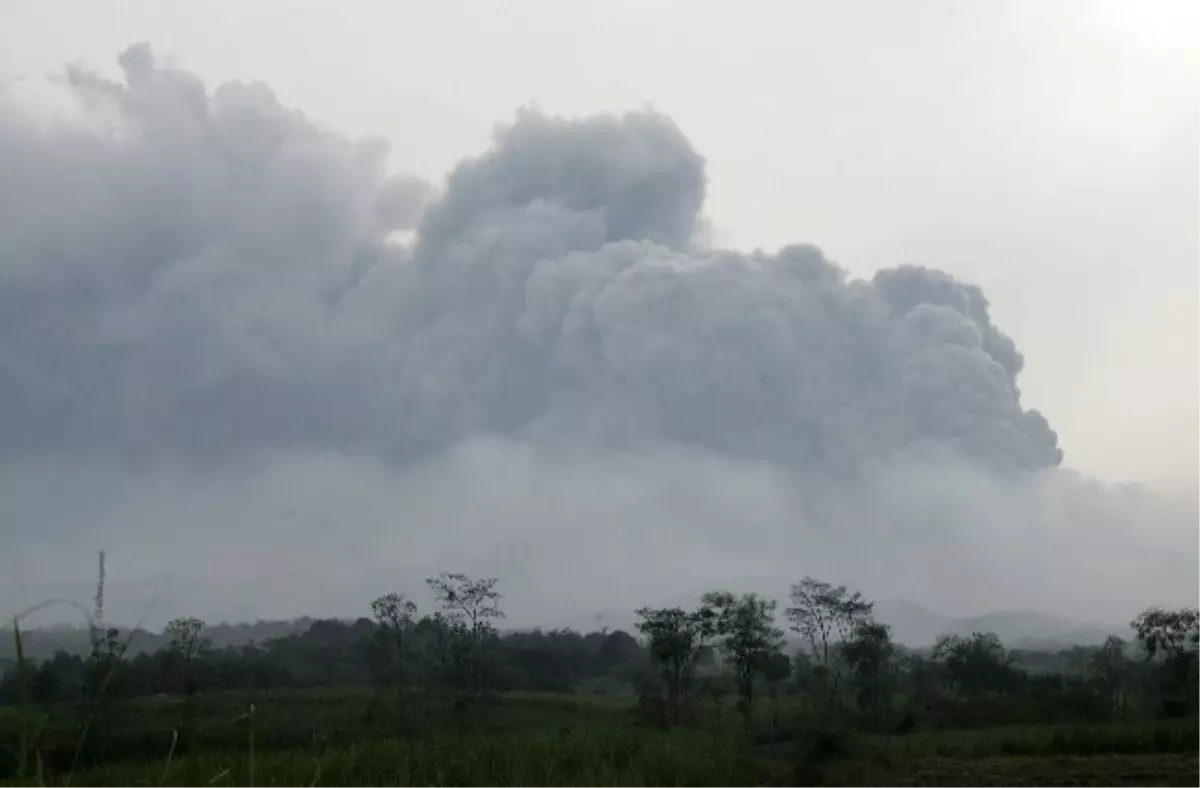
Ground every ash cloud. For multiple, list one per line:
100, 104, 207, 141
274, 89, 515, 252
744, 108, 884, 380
1, 44, 1059, 474
0, 46, 1190, 628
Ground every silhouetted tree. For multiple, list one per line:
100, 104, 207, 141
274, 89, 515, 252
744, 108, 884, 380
840, 620, 895, 726
1132, 607, 1199, 716
425, 574, 505, 720
634, 607, 710, 726
698, 591, 783, 727
369, 593, 418, 688
785, 577, 873, 708
932, 632, 1017, 700
1090, 635, 1130, 714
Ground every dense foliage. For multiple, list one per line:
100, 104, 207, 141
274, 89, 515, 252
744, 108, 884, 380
1, 569, 1196, 786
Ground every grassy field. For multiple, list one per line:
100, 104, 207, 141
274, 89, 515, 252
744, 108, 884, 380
0, 689, 768, 786
821, 754, 1200, 787
871, 718, 1200, 758
0, 687, 1196, 786
0, 687, 631, 777
12, 729, 767, 787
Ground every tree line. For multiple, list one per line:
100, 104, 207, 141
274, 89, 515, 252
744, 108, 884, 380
3, 572, 1197, 737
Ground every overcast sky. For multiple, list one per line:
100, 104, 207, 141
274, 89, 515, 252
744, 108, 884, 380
2, 0, 1200, 628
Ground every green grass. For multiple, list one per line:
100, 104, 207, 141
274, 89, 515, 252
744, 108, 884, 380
0, 687, 635, 777
16, 686, 1200, 782
892, 748, 1200, 786
875, 718, 1199, 759
2, 685, 1197, 786
5, 728, 770, 787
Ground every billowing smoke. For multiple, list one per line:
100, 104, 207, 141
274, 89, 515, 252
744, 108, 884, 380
0, 43, 1059, 473
0, 46, 1189, 630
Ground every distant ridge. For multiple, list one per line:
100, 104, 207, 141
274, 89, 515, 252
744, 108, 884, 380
873, 599, 1124, 648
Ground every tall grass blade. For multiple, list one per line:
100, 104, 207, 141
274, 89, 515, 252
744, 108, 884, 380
67, 551, 156, 786
308, 756, 324, 787
247, 703, 257, 788
13, 617, 29, 779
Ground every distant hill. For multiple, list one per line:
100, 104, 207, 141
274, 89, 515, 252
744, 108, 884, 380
873, 599, 951, 646
873, 600, 1123, 648
0, 618, 314, 662
944, 610, 1121, 650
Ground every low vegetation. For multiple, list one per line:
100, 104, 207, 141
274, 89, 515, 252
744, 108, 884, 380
1, 556, 1196, 786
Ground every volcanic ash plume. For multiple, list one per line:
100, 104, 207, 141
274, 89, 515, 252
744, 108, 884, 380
0, 44, 1061, 476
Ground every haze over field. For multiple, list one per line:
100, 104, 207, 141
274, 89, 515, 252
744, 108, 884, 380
1, 1, 1195, 633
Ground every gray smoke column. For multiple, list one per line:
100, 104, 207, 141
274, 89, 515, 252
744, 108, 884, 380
0, 43, 1061, 475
